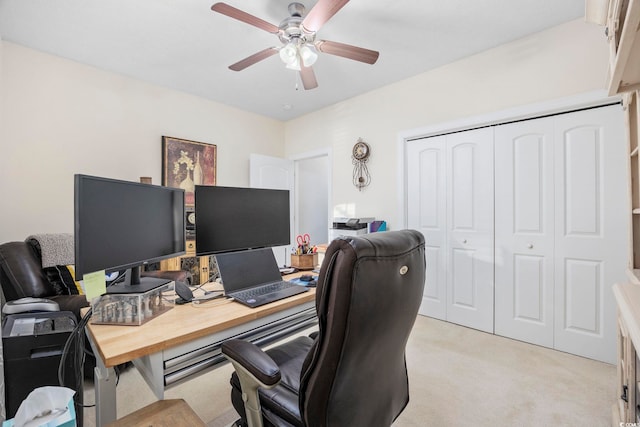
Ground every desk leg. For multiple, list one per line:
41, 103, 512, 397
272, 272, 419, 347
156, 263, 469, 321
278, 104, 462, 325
94, 364, 117, 427
86, 330, 117, 427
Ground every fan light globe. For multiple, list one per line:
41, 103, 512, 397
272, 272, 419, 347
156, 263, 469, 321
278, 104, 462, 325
286, 56, 301, 71
279, 43, 298, 65
299, 44, 318, 67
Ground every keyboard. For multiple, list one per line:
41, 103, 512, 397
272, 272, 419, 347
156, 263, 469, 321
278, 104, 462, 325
232, 280, 296, 300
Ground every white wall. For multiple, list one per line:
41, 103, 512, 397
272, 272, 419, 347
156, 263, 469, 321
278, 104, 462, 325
0, 42, 285, 243
0, 19, 614, 242
283, 19, 611, 230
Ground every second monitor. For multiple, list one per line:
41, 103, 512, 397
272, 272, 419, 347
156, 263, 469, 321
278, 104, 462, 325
194, 185, 290, 256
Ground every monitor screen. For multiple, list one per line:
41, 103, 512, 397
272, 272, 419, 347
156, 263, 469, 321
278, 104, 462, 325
74, 174, 186, 292
194, 185, 290, 255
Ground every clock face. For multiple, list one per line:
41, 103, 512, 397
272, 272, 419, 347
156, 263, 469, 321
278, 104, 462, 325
353, 141, 370, 160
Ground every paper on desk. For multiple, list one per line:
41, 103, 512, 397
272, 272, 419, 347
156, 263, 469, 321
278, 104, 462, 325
83, 270, 106, 301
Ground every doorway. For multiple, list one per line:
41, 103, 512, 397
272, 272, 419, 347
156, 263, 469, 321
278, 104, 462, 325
250, 149, 331, 267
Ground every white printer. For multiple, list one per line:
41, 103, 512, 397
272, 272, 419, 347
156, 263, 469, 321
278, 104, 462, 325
329, 217, 376, 241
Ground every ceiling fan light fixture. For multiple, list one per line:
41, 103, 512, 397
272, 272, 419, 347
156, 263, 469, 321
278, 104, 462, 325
285, 55, 301, 71
299, 44, 318, 67
279, 42, 298, 65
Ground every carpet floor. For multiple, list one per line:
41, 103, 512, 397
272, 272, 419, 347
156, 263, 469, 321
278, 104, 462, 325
83, 316, 615, 427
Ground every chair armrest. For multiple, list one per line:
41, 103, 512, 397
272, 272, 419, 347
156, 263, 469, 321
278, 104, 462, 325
222, 339, 281, 427
221, 339, 281, 386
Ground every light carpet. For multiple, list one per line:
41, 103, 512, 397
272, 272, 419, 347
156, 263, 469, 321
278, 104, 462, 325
83, 316, 615, 427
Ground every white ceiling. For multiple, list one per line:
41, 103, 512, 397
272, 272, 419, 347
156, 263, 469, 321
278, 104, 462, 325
0, 0, 586, 121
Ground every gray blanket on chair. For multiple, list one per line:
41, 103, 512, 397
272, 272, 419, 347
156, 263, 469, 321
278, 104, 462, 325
25, 233, 74, 268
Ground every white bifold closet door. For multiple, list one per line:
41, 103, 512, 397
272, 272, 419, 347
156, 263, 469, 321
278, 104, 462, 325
553, 106, 627, 363
494, 116, 556, 348
407, 135, 447, 320
495, 105, 628, 363
407, 128, 494, 333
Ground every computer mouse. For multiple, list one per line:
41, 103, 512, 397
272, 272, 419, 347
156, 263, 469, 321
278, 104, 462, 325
300, 275, 314, 282
306, 280, 317, 287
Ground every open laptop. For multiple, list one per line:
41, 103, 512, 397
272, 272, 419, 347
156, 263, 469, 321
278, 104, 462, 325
215, 248, 309, 308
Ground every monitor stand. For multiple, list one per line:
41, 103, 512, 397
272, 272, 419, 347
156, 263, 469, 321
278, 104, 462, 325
106, 266, 171, 294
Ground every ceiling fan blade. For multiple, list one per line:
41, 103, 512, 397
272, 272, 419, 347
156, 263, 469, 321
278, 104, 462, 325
229, 47, 279, 71
316, 40, 379, 64
211, 3, 280, 34
299, 65, 319, 90
302, 0, 350, 33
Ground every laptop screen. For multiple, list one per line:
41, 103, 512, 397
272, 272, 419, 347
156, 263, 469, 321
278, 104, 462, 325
215, 248, 283, 293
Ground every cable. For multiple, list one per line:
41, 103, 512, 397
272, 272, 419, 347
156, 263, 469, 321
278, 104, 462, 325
58, 308, 91, 385
190, 282, 207, 293
106, 271, 126, 287
58, 307, 93, 415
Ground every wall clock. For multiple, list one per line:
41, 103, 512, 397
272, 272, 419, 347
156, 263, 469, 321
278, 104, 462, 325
352, 138, 371, 191
353, 140, 370, 161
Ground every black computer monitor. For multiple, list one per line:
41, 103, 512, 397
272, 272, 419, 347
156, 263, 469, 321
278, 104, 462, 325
74, 174, 186, 293
194, 185, 290, 255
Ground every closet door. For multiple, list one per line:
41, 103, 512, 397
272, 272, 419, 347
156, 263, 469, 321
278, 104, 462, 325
407, 136, 447, 320
553, 105, 627, 364
494, 117, 555, 347
446, 128, 494, 333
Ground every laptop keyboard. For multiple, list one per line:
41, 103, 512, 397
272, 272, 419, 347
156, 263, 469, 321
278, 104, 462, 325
232, 280, 296, 300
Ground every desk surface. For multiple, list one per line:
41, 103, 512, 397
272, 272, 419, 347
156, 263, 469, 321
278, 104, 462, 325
86, 280, 316, 367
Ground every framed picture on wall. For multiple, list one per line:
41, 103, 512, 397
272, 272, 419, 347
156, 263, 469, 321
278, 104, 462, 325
162, 136, 217, 206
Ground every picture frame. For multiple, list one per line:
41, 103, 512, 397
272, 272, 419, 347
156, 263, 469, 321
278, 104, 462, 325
162, 136, 217, 206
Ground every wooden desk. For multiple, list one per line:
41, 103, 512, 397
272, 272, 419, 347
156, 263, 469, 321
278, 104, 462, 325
86, 279, 316, 426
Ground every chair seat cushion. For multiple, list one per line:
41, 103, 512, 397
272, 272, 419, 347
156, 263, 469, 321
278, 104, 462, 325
230, 335, 314, 427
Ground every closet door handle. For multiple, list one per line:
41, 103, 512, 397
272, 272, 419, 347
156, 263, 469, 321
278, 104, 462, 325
527, 243, 533, 249
462, 239, 467, 244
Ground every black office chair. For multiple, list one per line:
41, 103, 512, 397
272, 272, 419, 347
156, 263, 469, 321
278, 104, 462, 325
221, 229, 426, 427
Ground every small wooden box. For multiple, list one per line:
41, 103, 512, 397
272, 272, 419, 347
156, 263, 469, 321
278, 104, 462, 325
291, 253, 318, 270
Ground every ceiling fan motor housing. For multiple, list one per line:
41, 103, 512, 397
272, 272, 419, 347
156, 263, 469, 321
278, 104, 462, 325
279, 3, 315, 44
288, 2, 306, 17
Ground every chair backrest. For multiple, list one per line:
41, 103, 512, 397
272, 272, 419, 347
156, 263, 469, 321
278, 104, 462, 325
299, 230, 426, 427
0, 241, 56, 300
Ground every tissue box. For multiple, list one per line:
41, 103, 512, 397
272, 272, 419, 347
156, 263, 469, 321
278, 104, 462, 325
2, 398, 76, 427
91, 282, 175, 326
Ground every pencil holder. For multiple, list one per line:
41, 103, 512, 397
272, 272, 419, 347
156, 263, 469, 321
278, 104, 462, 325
290, 253, 318, 270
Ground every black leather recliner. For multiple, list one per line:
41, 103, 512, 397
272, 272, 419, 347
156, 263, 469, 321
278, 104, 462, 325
0, 241, 90, 319
222, 229, 426, 427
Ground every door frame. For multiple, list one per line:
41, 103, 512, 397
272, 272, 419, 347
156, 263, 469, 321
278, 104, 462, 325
288, 147, 333, 242
396, 90, 619, 228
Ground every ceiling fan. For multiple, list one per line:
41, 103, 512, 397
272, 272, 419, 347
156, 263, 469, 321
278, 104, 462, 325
211, 0, 380, 90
